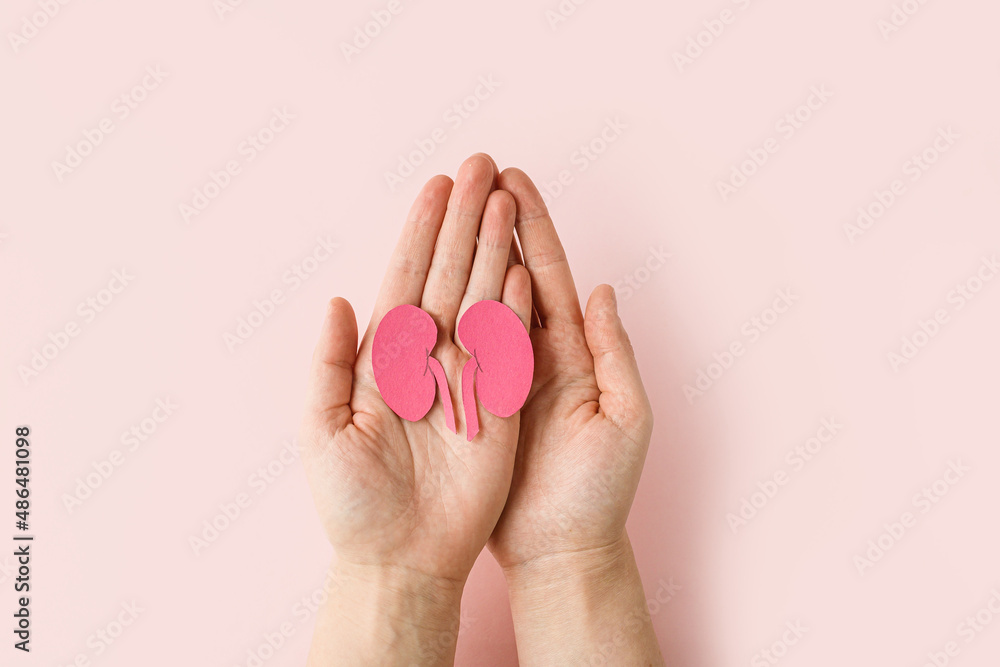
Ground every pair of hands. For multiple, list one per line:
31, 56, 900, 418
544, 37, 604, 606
301, 154, 662, 665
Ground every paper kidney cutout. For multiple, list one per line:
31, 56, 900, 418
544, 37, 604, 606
371, 304, 456, 433
456, 300, 533, 441
372, 301, 533, 441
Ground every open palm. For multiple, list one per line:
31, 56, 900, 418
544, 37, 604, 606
487, 168, 654, 570
300, 156, 531, 583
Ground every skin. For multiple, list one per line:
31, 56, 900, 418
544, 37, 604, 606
488, 167, 663, 665
301, 154, 663, 665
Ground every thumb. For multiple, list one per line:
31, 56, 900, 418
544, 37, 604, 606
584, 285, 652, 442
303, 298, 358, 438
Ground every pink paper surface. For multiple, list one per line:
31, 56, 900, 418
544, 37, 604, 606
371, 304, 445, 423
3, 2, 999, 665
372, 301, 531, 441
458, 300, 533, 441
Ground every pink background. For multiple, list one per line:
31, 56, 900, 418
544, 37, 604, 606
3, 0, 1000, 665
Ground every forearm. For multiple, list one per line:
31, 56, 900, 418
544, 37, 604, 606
503, 531, 664, 666
308, 560, 465, 667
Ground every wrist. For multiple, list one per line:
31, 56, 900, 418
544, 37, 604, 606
501, 532, 632, 608
333, 558, 466, 628
501, 531, 663, 666
309, 559, 466, 666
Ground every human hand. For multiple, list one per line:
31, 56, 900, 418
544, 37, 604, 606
487, 167, 653, 572
299, 154, 531, 664
488, 168, 663, 665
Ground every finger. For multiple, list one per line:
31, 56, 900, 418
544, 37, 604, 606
359, 175, 451, 376
506, 231, 542, 329
583, 285, 652, 443
421, 155, 496, 335
506, 231, 524, 268
459, 189, 516, 321
501, 264, 532, 331
498, 167, 583, 327
369, 174, 453, 330
372, 174, 453, 317
303, 298, 359, 438
481, 152, 500, 192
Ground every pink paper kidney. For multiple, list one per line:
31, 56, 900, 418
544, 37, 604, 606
457, 300, 533, 441
372, 304, 456, 432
